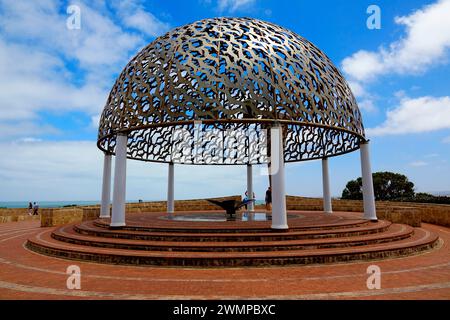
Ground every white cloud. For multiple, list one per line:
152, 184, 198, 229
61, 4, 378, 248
342, 0, 450, 82
342, 51, 383, 83
0, 140, 250, 201
0, 120, 60, 142
366, 96, 450, 136
0, 40, 108, 120
123, 10, 169, 36
425, 153, 439, 158
409, 161, 428, 167
17, 138, 43, 143
358, 99, 377, 113
216, 0, 256, 12
0, 1, 259, 202
0, 0, 143, 69
347, 80, 366, 98
0, 0, 169, 126
112, 0, 170, 37
0, 140, 102, 201
347, 81, 378, 113
91, 115, 101, 129
69, 4, 143, 69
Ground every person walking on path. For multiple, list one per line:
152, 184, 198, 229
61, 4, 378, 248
28, 202, 33, 216
265, 186, 272, 211
32, 202, 39, 216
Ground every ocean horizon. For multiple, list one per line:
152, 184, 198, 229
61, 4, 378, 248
0, 201, 101, 209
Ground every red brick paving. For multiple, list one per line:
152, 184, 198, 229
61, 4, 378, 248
0, 219, 449, 299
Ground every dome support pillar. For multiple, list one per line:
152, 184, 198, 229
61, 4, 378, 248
322, 157, 332, 214
111, 134, 128, 228
100, 152, 112, 219
247, 164, 255, 212
246, 164, 254, 212
271, 124, 288, 230
167, 162, 175, 217
360, 141, 378, 221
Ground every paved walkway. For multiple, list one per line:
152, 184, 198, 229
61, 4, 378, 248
0, 221, 449, 299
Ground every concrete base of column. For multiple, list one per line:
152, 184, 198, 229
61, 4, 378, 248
167, 162, 175, 217
322, 157, 333, 214
110, 134, 127, 228
100, 153, 112, 219
270, 125, 288, 230
360, 142, 378, 221
246, 164, 254, 212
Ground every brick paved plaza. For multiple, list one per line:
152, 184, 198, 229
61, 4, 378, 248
1, 215, 449, 300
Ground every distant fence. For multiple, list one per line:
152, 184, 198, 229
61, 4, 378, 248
281, 196, 450, 227
39, 195, 241, 227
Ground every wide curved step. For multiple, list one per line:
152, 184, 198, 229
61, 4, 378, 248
51, 223, 413, 252
75, 220, 391, 242
25, 212, 440, 267
92, 213, 371, 234
26, 226, 439, 267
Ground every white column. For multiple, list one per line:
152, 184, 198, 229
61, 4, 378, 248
271, 124, 288, 229
100, 153, 112, 218
322, 157, 332, 214
360, 141, 377, 221
246, 164, 254, 212
111, 134, 128, 227
167, 162, 175, 216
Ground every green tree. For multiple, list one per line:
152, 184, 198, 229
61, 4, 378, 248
341, 172, 415, 201
341, 177, 363, 200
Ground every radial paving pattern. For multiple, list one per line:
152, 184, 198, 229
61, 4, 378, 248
25, 212, 439, 267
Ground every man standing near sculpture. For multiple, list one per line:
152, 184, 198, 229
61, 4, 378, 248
265, 187, 272, 212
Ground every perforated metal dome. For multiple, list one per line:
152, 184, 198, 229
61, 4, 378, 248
97, 17, 366, 164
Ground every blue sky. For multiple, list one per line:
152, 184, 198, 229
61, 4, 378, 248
0, 0, 449, 202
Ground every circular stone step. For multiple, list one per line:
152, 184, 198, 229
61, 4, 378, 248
50, 223, 414, 252
73, 219, 391, 242
25, 227, 439, 267
92, 211, 372, 233
25, 211, 440, 267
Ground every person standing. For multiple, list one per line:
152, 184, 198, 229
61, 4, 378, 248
244, 191, 256, 210
247, 191, 255, 201
28, 202, 33, 216
32, 202, 39, 216
265, 186, 272, 211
